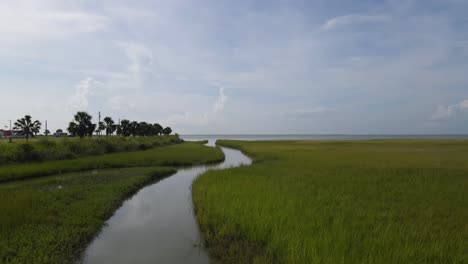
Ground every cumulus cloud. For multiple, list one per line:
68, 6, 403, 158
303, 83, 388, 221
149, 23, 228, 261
321, 14, 390, 30
431, 99, 468, 120
82, 42, 154, 104
68, 78, 99, 110
213, 87, 228, 113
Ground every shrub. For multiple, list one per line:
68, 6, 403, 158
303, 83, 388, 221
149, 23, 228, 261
0, 135, 181, 165
16, 144, 40, 162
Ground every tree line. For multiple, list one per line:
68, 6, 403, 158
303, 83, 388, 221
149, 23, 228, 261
10, 111, 173, 140
67, 111, 172, 138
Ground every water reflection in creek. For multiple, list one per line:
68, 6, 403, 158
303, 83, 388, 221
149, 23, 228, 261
82, 140, 251, 264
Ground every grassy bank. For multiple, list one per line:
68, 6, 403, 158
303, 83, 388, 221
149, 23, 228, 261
0, 135, 181, 165
193, 140, 468, 263
0, 141, 224, 182
0, 167, 174, 264
0, 141, 224, 264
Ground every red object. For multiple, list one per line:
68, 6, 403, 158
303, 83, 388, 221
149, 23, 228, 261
0, 130, 13, 136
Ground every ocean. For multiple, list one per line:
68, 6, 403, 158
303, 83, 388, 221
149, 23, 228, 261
181, 134, 468, 142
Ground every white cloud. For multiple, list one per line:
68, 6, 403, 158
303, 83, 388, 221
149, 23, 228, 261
432, 99, 468, 120
1, 1, 468, 134
321, 14, 390, 30
161, 87, 229, 129
68, 78, 99, 110
0, 1, 108, 38
213, 87, 228, 113
115, 42, 154, 88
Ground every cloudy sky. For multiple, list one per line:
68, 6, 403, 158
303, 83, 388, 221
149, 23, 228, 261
1, 0, 467, 134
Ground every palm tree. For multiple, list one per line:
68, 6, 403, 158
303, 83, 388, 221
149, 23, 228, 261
115, 124, 122, 136
129, 121, 139, 137
120, 119, 131, 137
103, 117, 116, 136
87, 123, 96, 137
67, 122, 77, 136
97, 121, 105, 137
69, 111, 95, 138
14, 115, 41, 141
138, 121, 151, 136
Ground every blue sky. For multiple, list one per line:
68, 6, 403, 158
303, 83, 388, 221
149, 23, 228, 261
1, 0, 467, 134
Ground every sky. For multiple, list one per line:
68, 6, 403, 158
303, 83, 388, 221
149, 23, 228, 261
0, 0, 468, 134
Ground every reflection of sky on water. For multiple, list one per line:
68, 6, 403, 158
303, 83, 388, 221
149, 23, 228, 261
82, 146, 251, 264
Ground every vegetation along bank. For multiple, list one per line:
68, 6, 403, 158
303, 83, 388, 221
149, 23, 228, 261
0, 141, 224, 264
1, 111, 179, 165
193, 139, 467, 263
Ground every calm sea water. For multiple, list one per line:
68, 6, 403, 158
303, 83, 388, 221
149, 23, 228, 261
182, 134, 468, 142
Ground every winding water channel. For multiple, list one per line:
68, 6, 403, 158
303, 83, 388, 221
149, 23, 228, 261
81, 140, 251, 264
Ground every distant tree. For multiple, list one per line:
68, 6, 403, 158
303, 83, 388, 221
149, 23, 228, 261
120, 119, 131, 137
67, 122, 77, 136
115, 124, 122, 136
137, 122, 145, 136
103, 117, 116, 136
44, 129, 50, 136
14, 115, 41, 141
68, 111, 96, 138
138, 122, 153, 136
162, 127, 172, 135
129, 121, 139, 137
97, 121, 105, 137
33, 125, 41, 136
56, 129, 63, 134
105, 119, 171, 137
87, 123, 96, 137
153, 123, 163, 136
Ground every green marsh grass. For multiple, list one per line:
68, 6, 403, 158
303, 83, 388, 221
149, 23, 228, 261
193, 140, 468, 263
0, 141, 224, 182
0, 135, 181, 164
0, 141, 224, 263
0, 167, 174, 263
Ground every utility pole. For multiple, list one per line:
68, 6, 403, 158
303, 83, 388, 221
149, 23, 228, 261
45, 120, 48, 137
9, 120, 12, 142
98, 111, 101, 137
